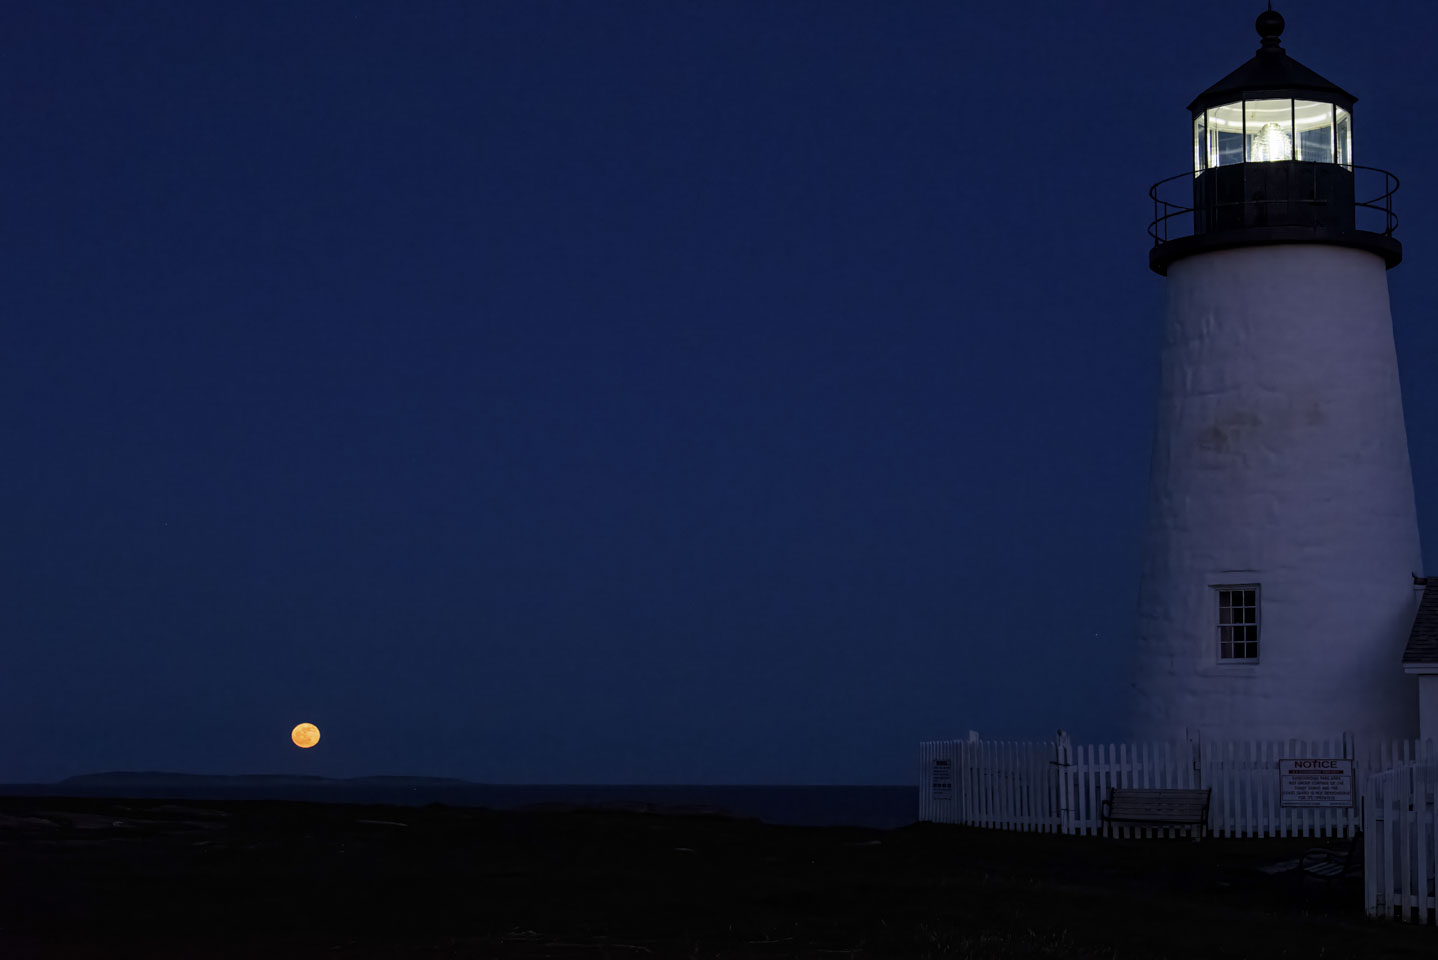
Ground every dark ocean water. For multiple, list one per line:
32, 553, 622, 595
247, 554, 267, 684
0, 782, 918, 830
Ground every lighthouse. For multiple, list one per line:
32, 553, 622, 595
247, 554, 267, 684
1131, 8, 1423, 742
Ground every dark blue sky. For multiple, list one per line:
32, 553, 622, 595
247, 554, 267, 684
5, 1, 1436, 784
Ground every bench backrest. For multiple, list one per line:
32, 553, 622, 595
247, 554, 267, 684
1106, 788, 1211, 821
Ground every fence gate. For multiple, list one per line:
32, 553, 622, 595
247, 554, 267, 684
1366, 763, 1438, 923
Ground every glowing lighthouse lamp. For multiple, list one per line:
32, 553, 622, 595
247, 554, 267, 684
1133, 8, 1422, 743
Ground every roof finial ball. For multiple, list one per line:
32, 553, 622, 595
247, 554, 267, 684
1256, 7, 1285, 49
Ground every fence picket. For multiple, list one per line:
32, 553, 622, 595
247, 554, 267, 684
1107, 743, 1115, 839
1430, 764, 1437, 920
1417, 763, 1430, 924
973, 739, 981, 826
1039, 740, 1051, 832
1113, 743, 1124, 838
1058, 742, 1067, 834
1003, 741, 1011, 828
1013, 742, 1022, 830
1237, 740, 1249, 838
1369, 767, 1376, 910
1387, 767, 1398, 919
1256, 740, 1269, 837
1093, 742, 1104, 837
1022, 741, 1032, 830
975, 741, 985, 828
1081, 743, 1094, 835
1294, 741, 1305, 833
982, 741, 993, 829
1096, 743, 1107, 838
1215, 740, 1227, 838
1400, 765, 1412, 919
1323, 738, 1335, 839
1000, 742, 1010, 829
1225, 739, 1235, 838
1140, 741, 1153, 839
1315, 740, 1327, 838
1282, 741, 1294, 833
1218, 741, 1229, 838
1017, 741, 1027, 832
1297, 739, 1309, 838
985, 742, 995, 830
1228, 739, 1239, 838
1116, 743, 1128, 840
1321, 739, 1334, 837
984, 741, 993, 829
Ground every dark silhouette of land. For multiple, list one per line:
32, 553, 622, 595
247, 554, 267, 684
59, 771, 473, 787
1, 795, 1430, 957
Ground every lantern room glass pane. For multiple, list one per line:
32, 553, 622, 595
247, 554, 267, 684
1336, 107, 1352, 165
1294, 99, 1334, 162
1245, 99, 1293, 162
1193, 113, 1206, 173
1206, 102, 1244, 167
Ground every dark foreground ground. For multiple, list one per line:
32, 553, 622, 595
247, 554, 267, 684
1, 796, 1431, 958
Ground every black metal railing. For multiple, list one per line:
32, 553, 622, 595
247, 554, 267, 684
1148, 163, 1399, 247
1357, 166, 1401, 234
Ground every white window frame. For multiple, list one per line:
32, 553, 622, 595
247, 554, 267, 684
1214, 584, 1260, 663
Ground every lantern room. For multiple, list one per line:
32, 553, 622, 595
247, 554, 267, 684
1148, 8, 1399, 275
1194, 98, 1350, 170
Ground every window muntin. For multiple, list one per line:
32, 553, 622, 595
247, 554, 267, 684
1294, 100, 1334, 162
1206, 102, 1245, 168
1336, 107, 1352, 166
1245, 99, 1293, 162
1217, 586, 1259, 661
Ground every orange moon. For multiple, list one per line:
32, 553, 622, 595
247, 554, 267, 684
291, 722, 321, 749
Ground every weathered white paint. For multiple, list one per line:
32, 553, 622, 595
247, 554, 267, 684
1133, 244, 1423, 742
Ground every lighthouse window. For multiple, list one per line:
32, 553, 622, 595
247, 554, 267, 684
1244, 99, 1294, 162
1336, 107, 1352, 166
1205, 102, 1245, 167
1294, 100, 1334, 162
1216, 586, 1259, 661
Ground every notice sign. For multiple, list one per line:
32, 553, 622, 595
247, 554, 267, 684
1279, 757, 1354, 808
932, 759, 953, 799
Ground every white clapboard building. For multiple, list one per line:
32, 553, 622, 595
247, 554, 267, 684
1131, 8, 1429, 743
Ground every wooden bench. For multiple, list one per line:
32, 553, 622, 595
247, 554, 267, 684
1100, 788, 1211, 839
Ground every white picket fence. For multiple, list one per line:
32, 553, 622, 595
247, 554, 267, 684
920, 732, 1432, 840
1366, 763, 1438, 922
919, 737, 1063, 832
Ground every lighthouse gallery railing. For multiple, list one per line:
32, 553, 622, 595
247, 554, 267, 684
1148, 163, 1399, 246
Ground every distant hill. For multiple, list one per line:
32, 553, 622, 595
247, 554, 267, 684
60, 772, 473, 787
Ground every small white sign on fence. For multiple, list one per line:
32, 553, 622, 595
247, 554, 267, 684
931, 758, 952, 798
1279, 757, 1353, 808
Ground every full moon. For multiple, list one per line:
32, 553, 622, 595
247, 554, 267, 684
291, 722, 321, 749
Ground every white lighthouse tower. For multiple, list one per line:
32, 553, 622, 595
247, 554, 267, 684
1131, 8, 1423, 742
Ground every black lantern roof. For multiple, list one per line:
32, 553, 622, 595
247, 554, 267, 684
1187, 9, 1355, 115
